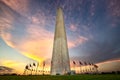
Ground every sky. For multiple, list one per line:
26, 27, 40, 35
0, 0, 120, 74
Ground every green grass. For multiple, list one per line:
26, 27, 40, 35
0, 74, 120, 80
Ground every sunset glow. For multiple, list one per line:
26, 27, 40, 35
0, 0, 120, 74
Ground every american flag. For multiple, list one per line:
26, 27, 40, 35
94, 64, 98, 68
43, 61, 45, 66
25, 65, 28, 69
84, 62, 87, 65
79, 61, 83, 65
29, 64, 32, 67
33, 63, 36, 66
89, 62, 91, 65
73, 61, 76, 65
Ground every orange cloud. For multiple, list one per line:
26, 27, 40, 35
0, 0, 53, 62
1, 23, 88, 62
0, 0, 88, 65
3, 24, 53, 62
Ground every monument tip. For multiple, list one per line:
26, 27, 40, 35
57, 7, 63, 10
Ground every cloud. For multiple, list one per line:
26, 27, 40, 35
15, 22, 54, 61
30, 12, 46, 25
0, 0, 28, 47
0, 66, 14, 74
0, 59, 26, 74
97, 59, 120, 65
1, 60, 18, 67
1, 22, 87, 62
0, 1, 14, 37
1, 33, 15, 48
96, 59, 120, 72
0, 0, 54, 62
106, 0, 120, 28
68, 36, 88, 48
3, 26, 53, 62
1, 0, 29, 17
1, 0, 87, 65
107, 0, 120, 17
89, 0, 96, 16
69, 24, 77, 31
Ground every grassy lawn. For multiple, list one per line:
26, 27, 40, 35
0, 74, 120, 80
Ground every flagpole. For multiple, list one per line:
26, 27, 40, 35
94, 64, 98, 74
35, 62, 39, 75
74, 64, 75, 73
43, 62, 44, 75
30, 64, 33, 75
88, 62, 91, 74
73, 61, 76, 73
84, 62, 87, 74
43, 61, 45, 75
79, 65, 81, 74
79, 61, 83, 74
23, 65, 28, 75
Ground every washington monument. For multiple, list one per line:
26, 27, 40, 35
51, 7, 70, 75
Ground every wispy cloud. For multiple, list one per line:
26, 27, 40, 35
107, 0, 120, 17
0, 1, 14, 37
68, 36, 88, 48
69, 24, 77, 31
0, 0, 54, 62
0, 66, 14, 74
96, 59, 120, 72
1, 33, 15, 48
0, 59, 26, 74
0, 0, 89, 65
1, 0, 29, 17
17, 24, 54, 62
1, 0, 120, 70
97, 59, 120, 65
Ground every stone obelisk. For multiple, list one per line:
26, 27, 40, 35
51, 7, 70, 75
